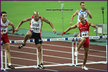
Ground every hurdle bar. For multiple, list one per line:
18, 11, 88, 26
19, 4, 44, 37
1, 36, 107, 44
1, 36, 107, 70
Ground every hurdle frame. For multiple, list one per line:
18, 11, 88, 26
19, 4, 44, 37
0, 36, 107, 71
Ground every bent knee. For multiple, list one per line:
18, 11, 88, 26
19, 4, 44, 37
25, 34, 32, 38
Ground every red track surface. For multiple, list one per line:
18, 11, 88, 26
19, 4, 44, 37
2, 35, 107, 71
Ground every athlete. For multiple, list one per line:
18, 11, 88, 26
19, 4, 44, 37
62, 14, 98, 70
70, 2, 92, 25
16, 11, 56, 69
1, 11, 15, 69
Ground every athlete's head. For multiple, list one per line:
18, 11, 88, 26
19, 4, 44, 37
1, 11, 7, 20
79, 14, 85, 23
80, 2, 85, 10
33, 11, 39, 21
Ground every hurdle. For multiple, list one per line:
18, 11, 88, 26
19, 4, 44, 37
1, 36, 107, 71
1, 46, 4, 71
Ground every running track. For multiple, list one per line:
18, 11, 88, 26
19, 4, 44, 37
2, 35, 107, 71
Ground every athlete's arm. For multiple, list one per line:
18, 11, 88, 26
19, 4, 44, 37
9, 22, 15, 34
86, 9, 92, 19
42, 17, 56, 33
1, 32, 3, 38
16, 17, 32, 32
62, 24, 78, 35
70, 10, 79, 25
88, 21, 98, 28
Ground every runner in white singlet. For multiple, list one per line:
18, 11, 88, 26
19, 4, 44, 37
70, 2, 92, 25
1, 11, 15, 69
16, 11, 56, 69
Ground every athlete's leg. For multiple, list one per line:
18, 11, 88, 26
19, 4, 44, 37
18, 31, 32, 49
83, 47, 89, 66
77, 37, 86, 51
23, 31, 32, 45
3, 43, 11, 65
82, 47, 89, 70
82, 38, 89, 70
36, 44, 44, 69
3, 43, 15, 69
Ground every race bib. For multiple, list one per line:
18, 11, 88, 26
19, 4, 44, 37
33, 27, 39, 30
81, 31, 89, 37
1, 29, 7, 34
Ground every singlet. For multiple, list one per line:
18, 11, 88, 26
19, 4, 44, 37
77, 9, 88, 23
78, 21, 89, 37
1, 19, 10, 34
30, 16, 42, 33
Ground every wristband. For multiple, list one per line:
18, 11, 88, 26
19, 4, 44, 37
63, 32, 66, 34
13, 29, 15, 33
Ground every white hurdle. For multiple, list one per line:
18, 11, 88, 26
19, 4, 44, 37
72, 41, 74, 66
1, 46, 4, 71
72, 41, 78, 66
41, 47, 43, 64
1, 45, 8, 71
36, 48, 39, 66
75, 41, 78, 66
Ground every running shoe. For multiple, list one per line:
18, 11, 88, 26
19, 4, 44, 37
8, 65, 15, 69
18, 44, 25, 49
37, 63, 44, 69
82, 66, 88, 70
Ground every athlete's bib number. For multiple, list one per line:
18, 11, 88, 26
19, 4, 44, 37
1, 29, 7, 34
33, 28, 39, 30
81, 31, 89, 37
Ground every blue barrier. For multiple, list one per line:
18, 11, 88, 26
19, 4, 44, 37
1, 36, 107, 44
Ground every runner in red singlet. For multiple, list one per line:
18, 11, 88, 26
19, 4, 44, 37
62, 14, 98, 70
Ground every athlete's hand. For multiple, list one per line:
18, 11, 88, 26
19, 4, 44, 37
53, 28, 56, 34
70, 22, 73, 25
86, 10, 89, 14
15, 27, 19, 32
1, 32, 3, 38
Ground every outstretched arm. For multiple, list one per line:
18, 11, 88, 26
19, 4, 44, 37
70, 10, 79, 25
62, 24, 78, 35
16, 17, 32, 32
42, 17, 56, 33
86, 9, 92, 19
88, 21, 98, 28
8, 22, 15, 34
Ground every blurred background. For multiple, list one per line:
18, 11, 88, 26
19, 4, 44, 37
1, 1, 107, 38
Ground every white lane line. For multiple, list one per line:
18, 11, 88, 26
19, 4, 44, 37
2, 59, 107, 71
8, 48, 93, 62
3, 55, 59, 64
2, 62, 58, 71
88, 68, 107, 71
10, 50, 73, 60
3, 45, 107, 71
43, 43, 106, 53
43, 69, 59, 71
10, 45, 106, 58
3, 48, 88, 62
24, 42, 106, 52
77, 66, 107, 71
